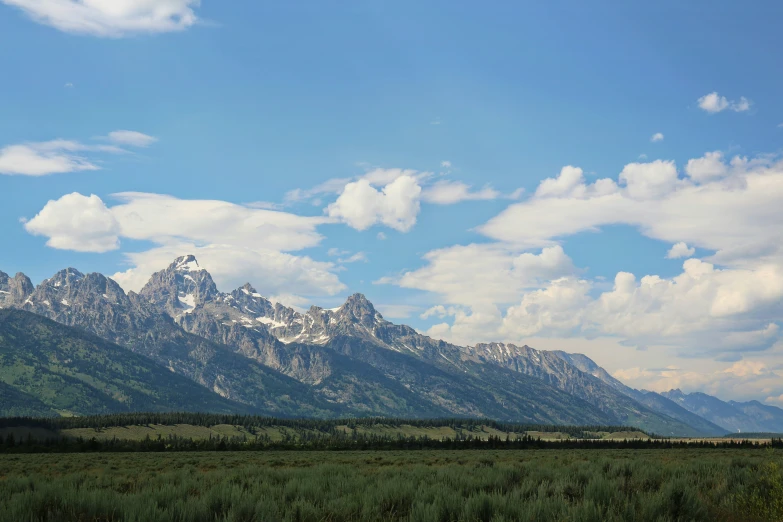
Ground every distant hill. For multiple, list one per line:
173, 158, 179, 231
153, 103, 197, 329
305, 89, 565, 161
662, 390, 783, 433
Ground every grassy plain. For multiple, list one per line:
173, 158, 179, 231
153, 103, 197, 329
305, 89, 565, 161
1, 448, 782, 522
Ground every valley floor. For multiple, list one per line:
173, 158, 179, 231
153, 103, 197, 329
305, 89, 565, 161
1, 449, 781, 521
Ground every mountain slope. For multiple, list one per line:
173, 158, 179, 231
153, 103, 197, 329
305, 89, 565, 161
0, 381, 58, 418
468, 343, 705, 437
5, 268, 345, 418
0, 309, 256, 416
141, 257, 618, 425
552, 351, 727, 436
728, 400, 783, 432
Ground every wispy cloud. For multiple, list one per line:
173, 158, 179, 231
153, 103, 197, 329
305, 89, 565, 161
0, 131, 156, 176
107, 130, 157, 147
650, 132, 664, 142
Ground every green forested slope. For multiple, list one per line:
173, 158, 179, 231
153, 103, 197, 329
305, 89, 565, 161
0, 309, 256, 417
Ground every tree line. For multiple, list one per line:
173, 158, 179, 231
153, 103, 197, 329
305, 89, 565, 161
2, 431, 781, 454
0, 412, 647, 438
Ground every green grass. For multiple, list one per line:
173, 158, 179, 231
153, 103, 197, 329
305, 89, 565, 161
1, 449, 781, 521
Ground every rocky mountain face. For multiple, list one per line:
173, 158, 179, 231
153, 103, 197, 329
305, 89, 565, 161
4, 254, 776, 435
0, 270, 34, 307
661, 390, 777, 433
0, 267, 343, 417
135, 258, 617, 425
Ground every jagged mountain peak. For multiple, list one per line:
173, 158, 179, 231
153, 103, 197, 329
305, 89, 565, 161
340, 293, 378, 317
237, 282, 262, 296
171, 255, 203, 272
140, 255, 219, 316
42, 267, 85, 287
0, 271, 34, 307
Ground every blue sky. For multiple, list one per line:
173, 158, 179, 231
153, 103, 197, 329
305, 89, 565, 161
1, 0, 783, 402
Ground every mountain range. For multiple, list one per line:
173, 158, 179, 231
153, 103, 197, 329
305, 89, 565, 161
2, 255, 781, 436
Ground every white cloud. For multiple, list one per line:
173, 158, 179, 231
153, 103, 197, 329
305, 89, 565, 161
25, 192, 346, 297
697, 91, 752, 113
24, 193, 120, 252
667, 242, 695, 259
64, 82, 74, 88
684, 151, 728, 182
1, 0, 199, 37
107, 130, 157, 147
500, 277, 592, 338
326, 175, 422, 232
388, 152, 783, 378
0, 131, 154, 176
422, 180, 501, 204
390, 244, 576, 307
0, 143, 99, 176
619, 160, 680, 199
479, 155, 783, 266
441, 160, 452, 168
650, 132, 664, 142
535, 166, 619, 200
282, 166, 504, 229
376, 232, 387, 240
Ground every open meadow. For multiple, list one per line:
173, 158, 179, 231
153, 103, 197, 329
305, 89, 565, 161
2, 448, 782, 522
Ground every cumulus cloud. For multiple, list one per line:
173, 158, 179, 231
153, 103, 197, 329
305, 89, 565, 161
650, 132, 664, 142
1, 0, 200, 37
283, 166, 506, 226
667, 242, 695, 259
500, 278, 592, 338
619, 160, 680, 199
697, 92, 752, 113
684, 151, 729, 182
0, 131, 155, 176
387, 244, 577, 307
24, 192, 345, 297
388, 151, 783, 378
326, 175, 422, 232
479, 154, 783, 267
24, 193, 121, 252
